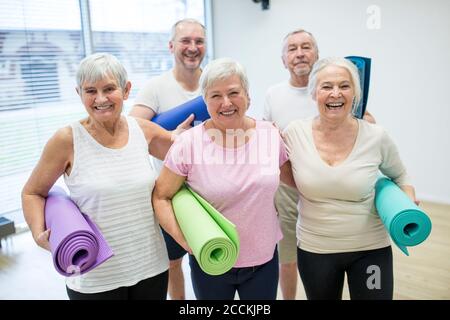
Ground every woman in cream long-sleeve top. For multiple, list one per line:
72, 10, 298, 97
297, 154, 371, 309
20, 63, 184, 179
283, 57, 418, 300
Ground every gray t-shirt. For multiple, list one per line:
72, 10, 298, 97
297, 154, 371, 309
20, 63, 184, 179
134, 69, 200, 115
134, 69, 200, 171
263, 81, 317, 130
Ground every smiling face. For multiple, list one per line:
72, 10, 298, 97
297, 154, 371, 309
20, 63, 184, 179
78, 74, 130, 123
313, 65, 355, 121
204, 74, 249, 131
282, 31, 318, 78
170, 21, 206, 71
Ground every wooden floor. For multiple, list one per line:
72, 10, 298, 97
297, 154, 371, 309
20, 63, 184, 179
1, 201, 449, 300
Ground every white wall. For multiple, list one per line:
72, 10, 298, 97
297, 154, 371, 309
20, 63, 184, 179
211, 0, 450, 204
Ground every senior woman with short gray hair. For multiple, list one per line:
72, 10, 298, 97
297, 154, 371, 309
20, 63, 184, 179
283, 57, 417, 300
22, 53, 193, 300
152, 57, 294, 300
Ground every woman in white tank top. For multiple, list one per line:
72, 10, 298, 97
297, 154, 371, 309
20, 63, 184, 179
21, 53, 193, 300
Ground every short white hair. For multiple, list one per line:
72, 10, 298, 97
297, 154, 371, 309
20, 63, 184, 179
281, 28, 319, 57
76, 53, 128, 90
308, 57, 361, 113
200, 58, 249, 97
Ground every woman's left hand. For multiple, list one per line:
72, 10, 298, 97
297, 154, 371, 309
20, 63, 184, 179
173, 114, 195, 137
401, 185, 420, 206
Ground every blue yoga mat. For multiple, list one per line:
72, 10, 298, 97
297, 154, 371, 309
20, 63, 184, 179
346, 56, 371, 119
151, 95, 210, 130
375, 177, 432, 255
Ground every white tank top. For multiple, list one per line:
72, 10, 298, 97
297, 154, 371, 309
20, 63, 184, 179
64, 116, 168, 294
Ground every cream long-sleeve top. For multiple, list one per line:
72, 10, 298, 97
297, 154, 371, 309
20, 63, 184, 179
284, 118, 412, 254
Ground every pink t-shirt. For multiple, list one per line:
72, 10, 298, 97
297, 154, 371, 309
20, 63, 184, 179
164, 120, 287, 267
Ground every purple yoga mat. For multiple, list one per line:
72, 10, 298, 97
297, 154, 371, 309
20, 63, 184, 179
44, 186, 113, 276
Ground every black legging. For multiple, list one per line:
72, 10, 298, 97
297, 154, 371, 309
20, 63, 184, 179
190, 248, 279, 300
297, 246, 393, 300
66, 270, 168, 300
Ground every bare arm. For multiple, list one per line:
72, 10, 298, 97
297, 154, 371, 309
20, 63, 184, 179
152, 167, 191, 253
21, 127, 73, 251
129, 104, 157, 120
280, 160, 297, 188
134, 114, 194, 160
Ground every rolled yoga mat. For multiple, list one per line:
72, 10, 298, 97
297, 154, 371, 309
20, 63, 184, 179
44, 186, 114, 276
151, 95, 209, 130
171, 185, 239, 275
345, 56, 371, 119
375, 177, 432, 256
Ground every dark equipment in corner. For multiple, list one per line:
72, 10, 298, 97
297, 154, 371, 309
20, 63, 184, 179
0, 217, 15, 248
253, 0, 270, 10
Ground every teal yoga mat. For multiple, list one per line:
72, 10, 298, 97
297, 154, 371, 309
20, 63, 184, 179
171, 185, 239, 275
375, 177, 432, 255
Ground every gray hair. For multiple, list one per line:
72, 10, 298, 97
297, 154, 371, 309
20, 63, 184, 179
308, 57, 362, 113
76, 53, 128, 91
170, 18, 205, 41
199, 58, 249, 98
282, 28, 319, 56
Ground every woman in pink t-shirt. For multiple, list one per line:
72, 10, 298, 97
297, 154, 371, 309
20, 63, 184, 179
152, 58, 295, 300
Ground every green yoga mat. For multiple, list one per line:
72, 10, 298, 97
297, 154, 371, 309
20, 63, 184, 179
375, 177, 432, 256
171, 185, 239, 275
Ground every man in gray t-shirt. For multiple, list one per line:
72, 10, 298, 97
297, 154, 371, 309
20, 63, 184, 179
263, 29, 320, 301
129, 18, 206, 301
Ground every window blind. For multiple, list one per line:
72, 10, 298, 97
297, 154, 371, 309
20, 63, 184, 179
0, 0, 206, 225
0, 0, 84, 223
89, 0, 206, 109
